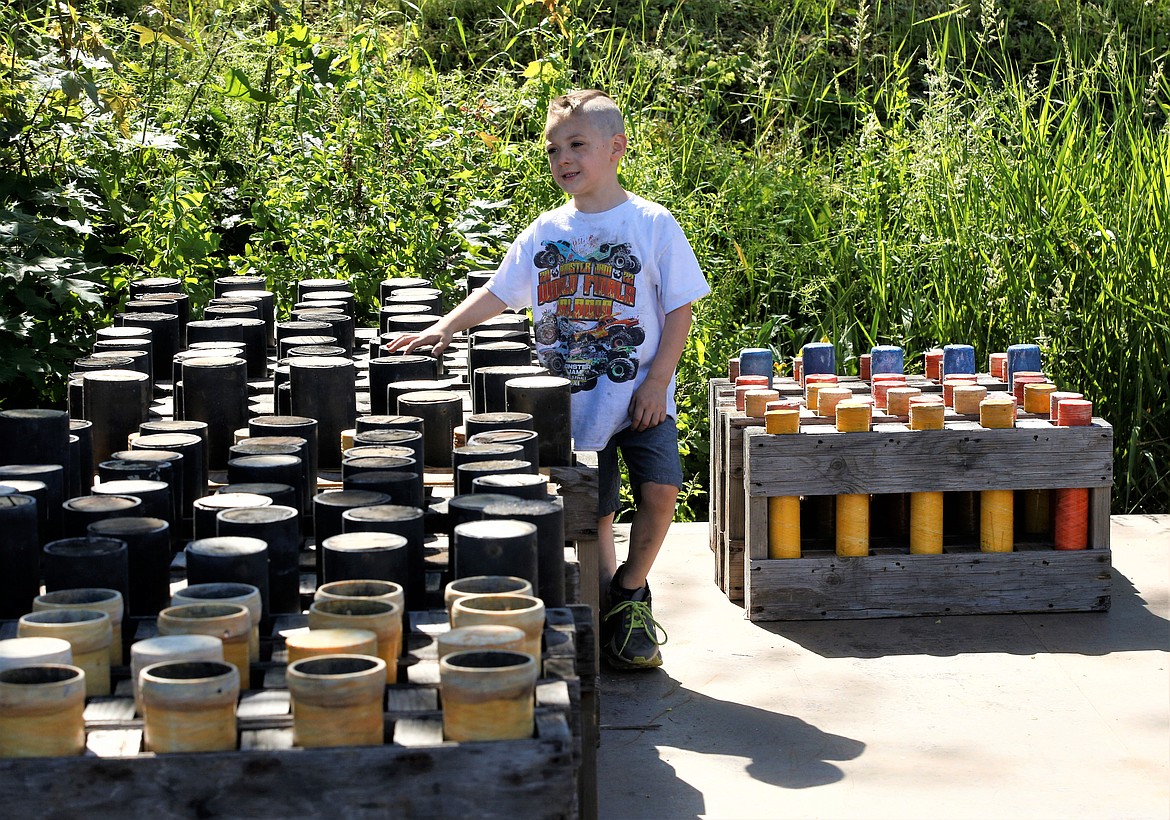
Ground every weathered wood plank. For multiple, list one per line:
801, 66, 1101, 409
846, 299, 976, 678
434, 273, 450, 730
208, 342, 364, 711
746, 421, 1113, 496
722, 415, 748, 541
0, 726, 578, 819
239, 728, 295, 751
745, 549, 1112, 621
550, 453, 598, 542
385, 686, 439, 714
747, 490, 769, 561
86, 729, 142, 757
0, 586, 593, 819
392, 715, 445, 746
712, 412, 727, 586
574, 537, 599, 628
722, 538, 745, 603
563, 546, 581, 607
537, 680, 571, 711
237, 689, 290, 719
708, 379, 730, 554
567, 603, 598, 820
84, 698, 137, 722
1090, 486, 1111, 549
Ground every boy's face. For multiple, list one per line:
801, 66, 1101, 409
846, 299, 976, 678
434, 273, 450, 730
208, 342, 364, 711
544, 112, 627, 211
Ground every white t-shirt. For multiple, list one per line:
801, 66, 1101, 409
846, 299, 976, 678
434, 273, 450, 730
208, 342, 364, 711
487, 194, 710, 451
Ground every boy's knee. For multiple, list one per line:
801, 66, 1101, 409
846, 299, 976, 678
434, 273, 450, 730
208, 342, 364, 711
637, 481, 679, 510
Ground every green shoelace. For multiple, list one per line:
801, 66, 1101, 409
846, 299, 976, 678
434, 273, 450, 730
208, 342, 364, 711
605, 600, 669, 652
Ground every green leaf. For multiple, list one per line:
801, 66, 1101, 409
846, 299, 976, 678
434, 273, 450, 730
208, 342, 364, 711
52, 217, 93, 235
285, 24, 311, 47
212, 69, 276, 104
158, 26, 196, 54
130, 24, 156, 46
63, 277, 106, 306
59, 73, 84, 101
522, 60, 558, 81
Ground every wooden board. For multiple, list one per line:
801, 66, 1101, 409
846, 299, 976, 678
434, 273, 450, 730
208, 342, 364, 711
713, 377, 1116, 620
744, 548, 1113, 621
710, 381, 731, 589
0, 712, 577, 819
708, 378, 730, 555
549, 453, 599, 542
0, 605, 591, 819
722, 538, 745, 602
745, 420, 1113, 496
721, 415, 750, 543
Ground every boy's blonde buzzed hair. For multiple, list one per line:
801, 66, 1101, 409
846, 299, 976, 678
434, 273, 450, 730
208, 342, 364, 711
545, 90, 626, 138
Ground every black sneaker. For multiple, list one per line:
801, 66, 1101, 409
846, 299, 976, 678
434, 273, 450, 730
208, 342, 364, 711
601, 578, 667, 670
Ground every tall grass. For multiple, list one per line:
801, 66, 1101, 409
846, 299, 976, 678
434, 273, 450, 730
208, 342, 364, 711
1, 0, 1166, 513
606, 3, 1169, 515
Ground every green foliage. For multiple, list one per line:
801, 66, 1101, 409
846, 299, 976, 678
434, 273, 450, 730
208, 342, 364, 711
1, 0, 1167, 513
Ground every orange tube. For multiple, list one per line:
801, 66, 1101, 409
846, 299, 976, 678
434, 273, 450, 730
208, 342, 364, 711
835, 401, 872, 432
744, 389, 780, 418
909, 401, 946, 431
979, 395, 1016, 429
818, 387, 853, 419
1053, 487, 1089, 550
886, 387, 922, 417
910, 491, 944, 554
980, 489, 1014, 552
1011, 372, 1046, 405
766, 408, 801, 558
988, 352, 1007, 381
835, 493, 869, 557
924, 349, 944, 381
765, 408, 800, 435
768, 496, 801, 559
1023, 382, 1058, 415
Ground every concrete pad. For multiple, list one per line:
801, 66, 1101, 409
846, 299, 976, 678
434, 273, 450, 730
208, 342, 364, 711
598, 515, 1169, 819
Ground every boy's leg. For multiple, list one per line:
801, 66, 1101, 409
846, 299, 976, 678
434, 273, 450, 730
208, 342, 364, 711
597, 511, 618, 601
599, 420, 681, 669
615, 481, 677, 590
596, 432, 623, 607
596, 483, 672, 633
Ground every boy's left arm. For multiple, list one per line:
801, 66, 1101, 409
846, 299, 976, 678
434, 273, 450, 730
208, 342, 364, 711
627, 302, 693, 432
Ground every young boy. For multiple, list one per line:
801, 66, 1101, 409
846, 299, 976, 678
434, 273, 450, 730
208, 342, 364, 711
387, 89, 709, 669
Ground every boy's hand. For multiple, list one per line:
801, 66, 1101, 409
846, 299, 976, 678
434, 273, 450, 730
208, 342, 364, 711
628, 374, 669, 432
381, 287, 507, 360
624, 302, 692, 433
383, 324, 454, 357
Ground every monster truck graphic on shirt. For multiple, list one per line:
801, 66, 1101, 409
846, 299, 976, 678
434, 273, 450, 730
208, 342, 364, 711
532, 240, 645, 393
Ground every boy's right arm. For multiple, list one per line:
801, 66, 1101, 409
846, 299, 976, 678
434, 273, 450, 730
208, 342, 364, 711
382, 287, 508, 357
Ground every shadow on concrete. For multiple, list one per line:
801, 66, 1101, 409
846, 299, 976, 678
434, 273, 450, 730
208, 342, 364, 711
598, 668, 865, 818
756, 566, 1169, 659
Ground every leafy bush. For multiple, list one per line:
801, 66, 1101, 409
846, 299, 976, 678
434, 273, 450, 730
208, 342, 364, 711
1, 0, 1166, 514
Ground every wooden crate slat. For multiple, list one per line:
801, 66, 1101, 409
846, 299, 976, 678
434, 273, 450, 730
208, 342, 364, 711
722, 415, 751, 539
550, 455, 599, 542
237, 689, 291, 719
239, 728, 295, 751
722, 539, 745, 603
709, 378, 730, 554
393, 715, 445, 746
2, 725, 577, 818
386, 686, 439, 714
86, 729, 142, 757
745, 421, 1113, 496
84, 698, 136, 722
745, 549, 1113, 621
